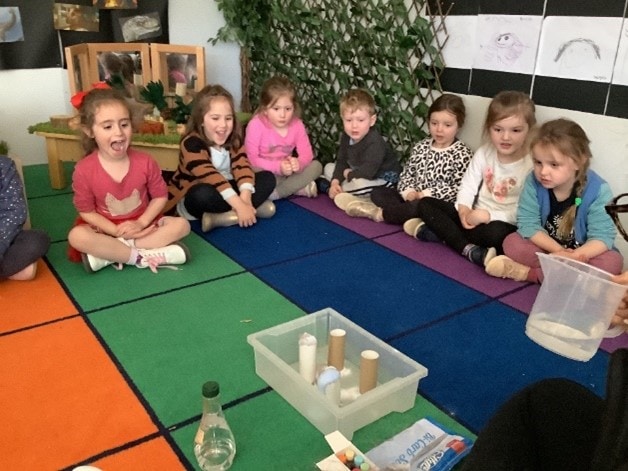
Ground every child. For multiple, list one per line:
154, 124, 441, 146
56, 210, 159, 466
245, 75, 322, 200
68, 88, 191, 273
485, 118, 624, 282
322, 88, 401, 202
0, 156, 50, 281
405, 90, 536, 267
164, 84, 276, 232
339, 93, 473, 224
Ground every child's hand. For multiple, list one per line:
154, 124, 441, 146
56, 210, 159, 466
289, 157, 300, 173
405, 190, 422, 201
329, 180, 343, 199
280, 159, 294, 176
464, 209, 490, 228
553, 249, 588, 263
234, 201, 256, 227
457, 206, 474, 229
116, 220, 150, 238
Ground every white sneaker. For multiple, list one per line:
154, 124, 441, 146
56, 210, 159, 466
81, 253, 121, 273
136, 242, 190, 273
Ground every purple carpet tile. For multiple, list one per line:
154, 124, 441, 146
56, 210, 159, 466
290, 195, 400, 239
498, 284, 539, 314
601, 332, 628, 353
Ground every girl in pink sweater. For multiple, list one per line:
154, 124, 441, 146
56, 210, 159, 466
245, 76, 322, 199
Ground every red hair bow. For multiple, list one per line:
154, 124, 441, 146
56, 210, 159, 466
70, 82, 111, 110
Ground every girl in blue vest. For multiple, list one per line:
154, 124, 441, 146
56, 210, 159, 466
485, 118, 623, 282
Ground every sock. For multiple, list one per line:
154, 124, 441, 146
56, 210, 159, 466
126, 248, 140, 265
461, 244, 475, 258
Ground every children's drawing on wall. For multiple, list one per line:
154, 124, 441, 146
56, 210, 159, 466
612, 24, 628, 86
535, 16, 621, 83
54, 4, 99, 32
434, 15, 477, 70
473, 15, 542, 75
119, 13, 161, 42
0, 7, 23, 42
93, 0, 137, 9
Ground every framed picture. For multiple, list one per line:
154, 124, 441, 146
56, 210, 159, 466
87, 42, 151, 88
150, 44, 206, 96
64, 43, 91, 96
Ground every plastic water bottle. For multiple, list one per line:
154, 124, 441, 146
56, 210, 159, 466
193, 381, 236, 470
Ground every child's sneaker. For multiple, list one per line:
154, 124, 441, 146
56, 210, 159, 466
346, 200, 382, 222
333, 192, 364, 210
294, 181, 318, 198
81, 253, 121, 273
403, 218, 425, 238
485, 255, 529, 280
136, 242, 190, 273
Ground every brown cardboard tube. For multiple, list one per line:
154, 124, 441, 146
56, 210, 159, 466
359, 349, 379, 393
327, 328, 346, 370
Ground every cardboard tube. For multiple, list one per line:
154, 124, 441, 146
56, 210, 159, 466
298, 332, 317, 384
175, 82, 187, 97
359, 350, 379, 393
327, 328, 346, 370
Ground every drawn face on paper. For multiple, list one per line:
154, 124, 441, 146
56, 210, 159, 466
496, 33, 516, 48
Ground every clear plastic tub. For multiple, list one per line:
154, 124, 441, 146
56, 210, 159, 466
526, 253, 627, 361
247, 308, 428, 439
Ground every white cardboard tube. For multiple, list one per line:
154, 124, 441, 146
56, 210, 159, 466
298, 332, 317, 384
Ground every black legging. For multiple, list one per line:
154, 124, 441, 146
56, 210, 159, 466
370, 187, 421, 225
183, 171, 276, 218
416, 196, 516, 254
461, 349, 628, 471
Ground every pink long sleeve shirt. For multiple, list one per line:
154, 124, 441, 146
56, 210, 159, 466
244, 114, 314, 175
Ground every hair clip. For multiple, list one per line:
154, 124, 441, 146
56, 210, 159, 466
70, 82, 111, 110
575, 197, 582, 207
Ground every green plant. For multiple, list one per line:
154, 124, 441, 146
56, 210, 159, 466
0, 139, 8, 155
139, 81, 168, 112
210, 0, 273, 112
211, 0, 446, 165
171, 96, 192, 125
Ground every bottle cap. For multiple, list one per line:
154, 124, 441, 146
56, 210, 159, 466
202, 381, 219, 398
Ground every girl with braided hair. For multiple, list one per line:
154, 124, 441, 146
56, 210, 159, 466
485, 118, 623, 282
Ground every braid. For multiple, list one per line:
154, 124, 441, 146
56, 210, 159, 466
558, 172, 587, 239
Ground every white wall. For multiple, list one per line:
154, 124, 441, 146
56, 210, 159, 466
456, 94, 628, 267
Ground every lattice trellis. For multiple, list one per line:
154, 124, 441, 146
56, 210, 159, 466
215, 0, 449, 163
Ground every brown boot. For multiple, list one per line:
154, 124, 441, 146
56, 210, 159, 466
485, 255, 530, 281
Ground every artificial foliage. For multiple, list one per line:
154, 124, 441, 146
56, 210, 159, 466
211, 0, 447, 163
